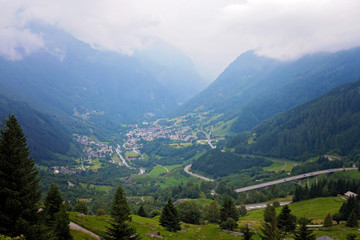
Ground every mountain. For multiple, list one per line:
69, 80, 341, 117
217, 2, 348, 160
0, 94, 80, 166
134, 39, 207, 105
0, 25, 178, 130
230, 79, 360, 161
175, 47, 360, 134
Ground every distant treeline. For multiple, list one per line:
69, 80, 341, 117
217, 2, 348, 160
293, 177, 360, 202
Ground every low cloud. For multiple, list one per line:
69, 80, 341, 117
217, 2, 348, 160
1, 0, 360, 78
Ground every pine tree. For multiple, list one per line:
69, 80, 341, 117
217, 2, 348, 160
323, 213, 333, 227
205, 201, 220, 223
220, 197, 239, 223
137, 206, 147, 217
294, 220, 315, 240
0, 114, 41, 239
159, 198, 181, 232
346, 210, 358, 228
53, 205, 73, 240
277, 205, 296, 233
260, 203, 283, 240
240, 224, 254, 240
44, 183, 64, 226
105, 186, 137, 240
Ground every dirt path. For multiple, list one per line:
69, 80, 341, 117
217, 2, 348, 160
69, 221, 100, 239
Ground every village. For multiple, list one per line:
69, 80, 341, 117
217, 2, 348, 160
123, 120, 198, 152
50, 135, 113, 174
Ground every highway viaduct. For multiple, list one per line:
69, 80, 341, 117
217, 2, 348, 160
234, 167, 357, 194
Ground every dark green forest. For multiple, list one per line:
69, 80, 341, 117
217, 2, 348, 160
231, 79, 360, 161
191, 148, 271, 177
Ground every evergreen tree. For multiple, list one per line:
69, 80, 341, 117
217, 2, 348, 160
260, 203, 283, 240
220, 217, 238, 231
159, 198, 181, 232
53, 205, 72, 240
346, 210, 358, 228
105, 186, 137, 240
220, 197, 239, 223
263, 203, 276, 223
346, 233, 357, 240
205, 201, 220, 223
44, 183, 63, 226
323, 213, 333, 227
239, 205, 247, 217
137, 206, 147, 218
277, 205, 296, 233
294, 220, 315, 240
0, 114, 41, 239
240, 224, 254, 240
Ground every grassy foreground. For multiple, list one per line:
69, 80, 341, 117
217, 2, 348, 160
70, 196, 360, 240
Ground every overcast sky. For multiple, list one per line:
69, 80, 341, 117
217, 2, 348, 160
1, 0, 360, 80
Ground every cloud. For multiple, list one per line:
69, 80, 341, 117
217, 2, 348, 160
1, 0, 360, 78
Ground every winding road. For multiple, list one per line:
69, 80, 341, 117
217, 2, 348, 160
184, 164, 214, 182
116, 145, 145, 175
234, 167, 357, 193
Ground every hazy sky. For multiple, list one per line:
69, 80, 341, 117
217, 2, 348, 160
1, 0, 360, 80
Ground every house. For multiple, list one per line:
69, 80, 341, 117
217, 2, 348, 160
316, 236, 337, 240
344, 191, 358, 198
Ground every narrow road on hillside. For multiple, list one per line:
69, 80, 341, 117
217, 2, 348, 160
69, 222, 100, 239
184, 164, 214, 182
244, 201, 291, 210
234, 167, 357, 193
201, 128, 216, 149
116, 144, 145, 175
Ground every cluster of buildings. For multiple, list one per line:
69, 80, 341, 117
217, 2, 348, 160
124, 121, 197, 151
75, 135, 113, 160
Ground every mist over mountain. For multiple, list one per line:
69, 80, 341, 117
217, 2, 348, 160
175, 47, 360, 133
134, 39, 208, 105
0, 25, 206, 130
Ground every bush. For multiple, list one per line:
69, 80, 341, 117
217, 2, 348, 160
96, 208, 106, 216
220, 218, 238, 231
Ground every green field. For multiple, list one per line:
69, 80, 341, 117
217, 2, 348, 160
69, 196, 357, 240
148, 165, 168, 176
263, 160, 294, 173
135, 168, 201, 188
71, 229, 98, 240
125, 151, 140, 158
239, 196, 357, 239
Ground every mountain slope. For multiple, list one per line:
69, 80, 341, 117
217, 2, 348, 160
175, 47, 360, 133
232, 79, 360, 161
0, 25, 178, 128
0, 94, 80, 166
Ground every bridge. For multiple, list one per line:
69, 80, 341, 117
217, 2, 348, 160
234, 167, 357, 193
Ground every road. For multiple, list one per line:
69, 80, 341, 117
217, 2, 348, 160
116, 144, 145, 175
184, 164, 214, 182
245, 201, 291, 211
201, 128, 216, 149
69, 221, 100, 239
234, 167, 357, 193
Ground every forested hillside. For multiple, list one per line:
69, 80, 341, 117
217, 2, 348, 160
232, 79, 360, 161
0, 94, 80, 166
191, 148, 271, 177
175, 47, 360, 134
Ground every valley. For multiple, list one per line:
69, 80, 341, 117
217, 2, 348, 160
1, 18, 360, 239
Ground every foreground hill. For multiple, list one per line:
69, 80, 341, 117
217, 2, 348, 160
231, 79, 360, 161
175, 47, 360, 134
